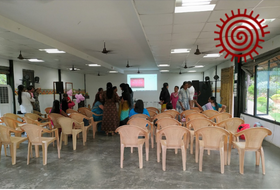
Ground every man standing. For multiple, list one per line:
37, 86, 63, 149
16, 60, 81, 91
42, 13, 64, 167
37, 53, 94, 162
187, 81, 195, 108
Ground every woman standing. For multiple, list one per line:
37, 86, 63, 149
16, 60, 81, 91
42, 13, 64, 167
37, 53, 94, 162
17, 85, 35, 114
159, 82, 170, 112
102, 82, 119, 135
170, 86, 179, 110
119, 92, 130, 126
176, 82, 191, 113
33, 87, 41, 112
92, 92, 104, 132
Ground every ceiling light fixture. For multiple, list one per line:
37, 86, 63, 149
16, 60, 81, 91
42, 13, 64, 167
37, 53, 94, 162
68, 67, 80, 71
28, 59, 44, 62
203, 54, 221, 58
160, 70, 169, 72
175, 4, 215, 13
158, 64, 170, 67
188, 70, 196, 72
39, 49, 65, 53
171, 49, 190, 54
194, 65, 204, 68
182, 0, 211, 6
237, 18, 275, 30
109, 71, 118, 73
87, 64, 101, 67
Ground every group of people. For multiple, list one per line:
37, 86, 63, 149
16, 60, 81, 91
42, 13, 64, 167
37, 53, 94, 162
159, 81, 226, 113
17, 85, 41, 114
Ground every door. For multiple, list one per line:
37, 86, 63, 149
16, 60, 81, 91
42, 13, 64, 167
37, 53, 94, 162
220, 66, 234, 114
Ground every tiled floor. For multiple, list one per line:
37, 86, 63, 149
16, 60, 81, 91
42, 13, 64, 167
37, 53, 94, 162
0, 132, 279, 189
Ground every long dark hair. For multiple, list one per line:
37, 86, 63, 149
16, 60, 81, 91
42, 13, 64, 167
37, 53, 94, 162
51, 100, 60, 113
61, 99, 68, 113
162, 82, 168, 90
106, 82, 113, 99
134, 99, 144, 114
93, 92, 102, 106
126, 84, 132, 94
122, 92, 131, 107
18, 85, 24, 105
210, 96, 219, 111
180, 81, 187, 89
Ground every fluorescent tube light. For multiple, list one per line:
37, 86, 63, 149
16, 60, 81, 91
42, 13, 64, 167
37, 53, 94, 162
88, 64, 101, 67
39, 49, 65, 53
160, 70, 169, 72
68, 67, 80, 71
238, 18, 275, 30
182, 1, 210, 6
158, 64, 170, 67
188, 70, 196, 72
175, 4, 215, 13
28, 59, 44, 62
109, 71, 118, 73
203, 54, 221, 58
171, 49, 190, 54
194, 65, 204, 68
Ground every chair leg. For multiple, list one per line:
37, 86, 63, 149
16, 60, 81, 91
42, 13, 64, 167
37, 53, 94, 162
150, 125, 154, 149
255, 150, 260, 166
55, 130, 60, 158
60, 132, 63, 150
190, 134, 194, 154
207, 150, 210, 155
181, 146, 186, 171
260, 147, 265, 175
93, 123, 97, 139
239, 149, 245, 174
42, 144, 48, 165
35, 145, 39, 158
120, 144, 124, 168
157, 140, 161, 163
145, 138, 149, 161
228, 135, 232, 165
73, 133, 77, 150
4, 144, 7, 157
52, 131, 55, 147
138, 145, 143, 169
82, 128, 86, 146
220, 147, 225, 174
195, 137, 199, 163
162, 146, 166, 171
0, 143, 2, 159
131, 147, 133, 153
199, 146, 204, 172
27, 142, 31, 165
175, 148, 178, 154
11, 143, 17, 165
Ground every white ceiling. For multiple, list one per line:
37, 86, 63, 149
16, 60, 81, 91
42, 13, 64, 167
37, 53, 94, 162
0, 0, 279, 75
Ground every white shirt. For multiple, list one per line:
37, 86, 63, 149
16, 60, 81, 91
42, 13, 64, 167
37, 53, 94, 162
20, 92, 35, 113
188, 86, 195, 101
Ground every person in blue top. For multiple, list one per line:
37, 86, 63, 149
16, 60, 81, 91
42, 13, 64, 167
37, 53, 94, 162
129, 99, 150, 118
194, 96, 226, 112
92, 91, 104, 132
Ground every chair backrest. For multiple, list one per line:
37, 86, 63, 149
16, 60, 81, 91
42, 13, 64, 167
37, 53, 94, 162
210, 113, 232, 123
83, 109, 94, 118
33, 110, 44, 116
25, 113, 40, 121
147, 110, 157, 119
238, 128, 272, 150
130, 114, 149, 120
186, 118, 215, 130
116, 125, 148, 145
0, 125, 12, 144
57, 117, 76, 134
69, 112, 90, 123
1, 117, 19, 130
164, 110, 180, 119
217, 118, 244, 133
190, 107, 201, 112
23, 117, 40, 125
147, 107, 160, 113
45, 107, 52, 114
185, 113, 208, 121
48, 113, 64, 128
156, 118, 181, 129
195, 126, 230, 149
3, 113, 23, 122
158, 125, 189, 147
21, 124, 43, 144
180, 110, 199, 118
202, 110, 219, 117
66, 109, 78, 114
78, 107, 91, 116
127, 118, 152, 129
153, 113, 173, 122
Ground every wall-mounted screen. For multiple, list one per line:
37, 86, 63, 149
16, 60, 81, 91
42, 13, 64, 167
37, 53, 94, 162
127, 74, 157, 91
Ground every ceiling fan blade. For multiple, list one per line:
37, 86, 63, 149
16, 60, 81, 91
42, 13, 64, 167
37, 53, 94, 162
188, 66, 195, 68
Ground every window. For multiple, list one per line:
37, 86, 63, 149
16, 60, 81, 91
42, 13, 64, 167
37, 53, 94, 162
0, 74, 7, 85
244, 55, 280, 123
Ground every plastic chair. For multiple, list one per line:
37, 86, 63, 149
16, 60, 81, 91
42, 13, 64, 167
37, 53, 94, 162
57, 117, 83, 150
45, 107, 52, 115
186, 118, 216, 155
127, 118, 151, 158
83, 109, 103, 137
0, 125, 28, 165
202, 110, 219, 118
33, 110, 47, 118
195, 126, 230, 173
25, 113, 50, 122
21, 124, 60, 165
185, 113, 208, 122
66, 109, 78, 114
78, 107, 91, 116
164, 110, 180, 120
210, 113, 232, 123
180, 110, 199, 118
130, 114, 149, 120
69, 113, 92, 145
1, 117, 24, 137
157, 125, 190, 171
147, 107, 160, 114
156, 118, 182, 162
3, 113, 24, 122
48, 113, 64, 129
147, 110, 157, 121
190, 107, 202, 112
232, 128, 272, 174
115, 125, 149, 169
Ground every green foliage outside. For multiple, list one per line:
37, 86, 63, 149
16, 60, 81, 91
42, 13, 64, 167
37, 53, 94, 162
271, 94, 280, 101
248, 84, 254, 95
0, 74, 7, 84
257, 97, 267, 106
270, 113, 280, 122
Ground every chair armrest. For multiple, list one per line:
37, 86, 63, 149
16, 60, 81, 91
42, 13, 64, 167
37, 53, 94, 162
42, 127, 53, 133
92, 113, 103, 117
10, 128, 23, 133
234, 130, 245, 137
73, 121, 84, 129
39, 116, 50, 121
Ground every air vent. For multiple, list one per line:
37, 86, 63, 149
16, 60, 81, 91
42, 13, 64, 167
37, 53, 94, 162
0, 86, 9, 104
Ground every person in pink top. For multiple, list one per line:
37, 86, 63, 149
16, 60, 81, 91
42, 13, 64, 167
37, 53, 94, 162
170, 86, 179, 109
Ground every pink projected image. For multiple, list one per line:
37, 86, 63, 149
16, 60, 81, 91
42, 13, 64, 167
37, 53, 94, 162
130, 78, 144, 88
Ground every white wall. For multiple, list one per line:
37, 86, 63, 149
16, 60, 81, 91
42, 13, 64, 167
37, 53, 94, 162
0, 58, 9, 67
86, 72, 203, 108
241, 114, 280, 148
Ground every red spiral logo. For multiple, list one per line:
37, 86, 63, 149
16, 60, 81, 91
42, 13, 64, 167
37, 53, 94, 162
214, 9, 270, 62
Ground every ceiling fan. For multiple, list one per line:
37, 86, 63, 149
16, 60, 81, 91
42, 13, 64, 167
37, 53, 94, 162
126, 60, 133, 68
102, 42, 112, 54
194, 45, 217, 55
183, 61, 195, 69
17, 51, 30, 60
179, 70, 182, 74
137, 68, 140, 74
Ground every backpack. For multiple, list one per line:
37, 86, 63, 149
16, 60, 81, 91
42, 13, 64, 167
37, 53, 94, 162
237, 124, 250, 140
